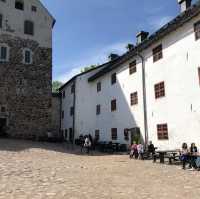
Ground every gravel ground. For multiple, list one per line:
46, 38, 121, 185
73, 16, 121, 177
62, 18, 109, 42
0, 139, 199, 199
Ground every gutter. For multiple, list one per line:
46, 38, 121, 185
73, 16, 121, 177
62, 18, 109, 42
136, 52, 149, 149
72, 78, 76, 149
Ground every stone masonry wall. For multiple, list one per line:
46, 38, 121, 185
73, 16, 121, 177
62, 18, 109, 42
0, 34, 52, 140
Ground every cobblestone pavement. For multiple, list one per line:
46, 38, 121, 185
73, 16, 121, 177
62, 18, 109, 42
0, 139, 200, 199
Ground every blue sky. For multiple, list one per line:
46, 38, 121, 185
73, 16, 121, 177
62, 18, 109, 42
41, 0, 183, 83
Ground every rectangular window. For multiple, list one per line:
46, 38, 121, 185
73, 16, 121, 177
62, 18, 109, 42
15, 1, 24, 10
157, 124, 168, 140
130, 92, 138, 106
153, 44, 163, 62
0, 46, 7, 61
96, 105, 101, 115
194, 21, 200, 40
61, 110, 64, 119
25, 50, 31, 64
70, 107, 74, 116
129, 60, 137, 75
97, 82, 101, 92
155, 82, 165, 99
31, 6, 37, 12
95, 130, 100, 140
111, 128, 117, 140
24, 20, 34, 35
111, 73, 116, 85
71, 84, 75, 94
111, 99, 117, 112
124, 129, 129, 141
0, 14, 2, 28
1, 106, 6, 113
69, 128, 73, 143
62, 91, 65, 99
64, 129, 68, 140
198, 67, 200, 85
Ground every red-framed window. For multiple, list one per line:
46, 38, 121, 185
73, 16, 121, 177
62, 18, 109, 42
130, 92, 138, 105
153, 44, 163, 62
157, 124, 168, 140
129, 60, 137, 75
154, 82, 165, 99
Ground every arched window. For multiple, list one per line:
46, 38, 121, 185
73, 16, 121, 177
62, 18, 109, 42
0, 14, 3, 28
15, 0, 24, 10
23, 48, 32, 64
0, 44, 9, 62
24, 20, 34, 35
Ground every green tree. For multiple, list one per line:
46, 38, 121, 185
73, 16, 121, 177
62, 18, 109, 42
52, 81, 63, 93
81, 65, 98, 73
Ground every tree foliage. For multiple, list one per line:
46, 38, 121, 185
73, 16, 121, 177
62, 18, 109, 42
81, 65, 97, 73
52, 81, 63, 93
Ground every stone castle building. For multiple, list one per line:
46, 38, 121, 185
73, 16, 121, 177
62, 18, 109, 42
0, 0, 55, 139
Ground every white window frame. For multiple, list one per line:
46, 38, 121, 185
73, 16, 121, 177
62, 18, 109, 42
23, 48, 33, 64
0, 44, 9, 62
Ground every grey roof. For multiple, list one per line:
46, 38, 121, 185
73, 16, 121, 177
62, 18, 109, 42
59, 58, 121, 91
88, 1, 200, 82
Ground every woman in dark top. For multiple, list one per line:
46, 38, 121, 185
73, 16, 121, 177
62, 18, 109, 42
189, 143, 198, 169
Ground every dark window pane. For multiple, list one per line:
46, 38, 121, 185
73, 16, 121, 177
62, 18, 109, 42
24, 20, 34, 35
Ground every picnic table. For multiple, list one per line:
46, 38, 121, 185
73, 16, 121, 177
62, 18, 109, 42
154, 150, 180, 164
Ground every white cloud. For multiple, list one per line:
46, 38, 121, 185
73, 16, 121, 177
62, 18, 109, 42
54, 41, 128, 83
149, 15, 173, 30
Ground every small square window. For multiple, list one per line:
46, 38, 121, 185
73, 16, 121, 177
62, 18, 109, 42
153, 44, 163, 62
96, 105, 101, 115
95, 130, 100, 140
62, 111, 64, 119
15, 1, 24, 10
130, 92, 138, 106
157, 124, 168, 140
111, 73, 116, 85
0, 46, 8, 62
124, 129, 129, 141
24, 50, 32, 64
129, 60, 137, 75
111, 128, 117, 140
1, 106, 6, 113
71, 84, 75, 94
31, 6, 37, 12
62, 91, 65, 99
97, 82, 101, 92
154, 82, 165, 99
111, 99, 117, 112
70, 107, 74, 116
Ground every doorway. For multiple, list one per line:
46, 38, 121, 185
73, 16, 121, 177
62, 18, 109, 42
0, 118, 7, 137
130, 127, 141, 144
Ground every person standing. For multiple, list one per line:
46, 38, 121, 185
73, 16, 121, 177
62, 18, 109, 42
137, 143, 144, 160
180, 143, 189, 170
189, 143, 198, 170
84, 135, 91, 154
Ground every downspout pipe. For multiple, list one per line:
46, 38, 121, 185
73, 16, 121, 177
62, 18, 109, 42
136, 52, 149, 149
72, 79, 76, 150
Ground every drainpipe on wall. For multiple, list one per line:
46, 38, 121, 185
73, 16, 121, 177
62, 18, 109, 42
72, 79, 76, 150
136, 52, 149, 149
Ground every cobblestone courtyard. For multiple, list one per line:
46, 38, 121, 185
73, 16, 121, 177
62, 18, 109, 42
0, 139, 200, 199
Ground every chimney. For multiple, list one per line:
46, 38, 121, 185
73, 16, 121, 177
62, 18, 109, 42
126, 43, 135, 51
108, 53, 119, 61
136, 31, 149, 44
178, 0, 192, 12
